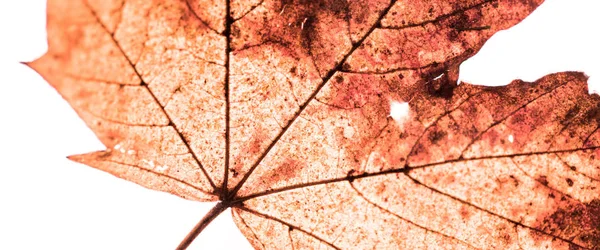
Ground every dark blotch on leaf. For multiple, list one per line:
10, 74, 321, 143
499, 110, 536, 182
533, 199, 600, 250
566, 178, 574, 187
562, 106, 581, 125
428, 130, 447, 144
422, 66, 458, 99
538, 175, 549, 186
300, 16, 316, 50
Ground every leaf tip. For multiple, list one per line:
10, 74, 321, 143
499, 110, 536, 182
66, 154, 84, 163
67, 150, 110, 164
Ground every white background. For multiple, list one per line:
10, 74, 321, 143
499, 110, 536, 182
0, 0, 598, 249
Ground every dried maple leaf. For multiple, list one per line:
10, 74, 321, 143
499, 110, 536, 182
28, 0, 600, 249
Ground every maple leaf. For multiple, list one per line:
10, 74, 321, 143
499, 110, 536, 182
28, 0, 600, 249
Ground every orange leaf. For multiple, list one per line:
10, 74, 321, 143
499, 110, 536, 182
29, 0, 600, 249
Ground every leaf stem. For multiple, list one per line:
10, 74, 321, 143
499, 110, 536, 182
176, 202, 229, 250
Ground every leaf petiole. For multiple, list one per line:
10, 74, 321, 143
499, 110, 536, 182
176, 202, 229, 250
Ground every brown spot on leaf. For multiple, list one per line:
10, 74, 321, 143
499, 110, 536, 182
428, 130, 447, 144
459, 204, 472, 220
538, 175, 549, 186
260, 158, 306, 188
566, 178, 574, 187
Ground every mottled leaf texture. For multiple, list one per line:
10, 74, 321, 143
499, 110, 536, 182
29, 0, 600, 249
